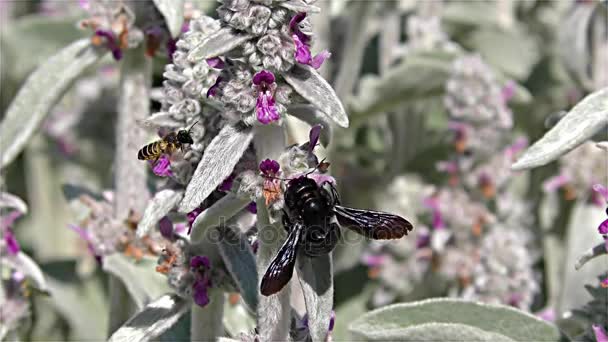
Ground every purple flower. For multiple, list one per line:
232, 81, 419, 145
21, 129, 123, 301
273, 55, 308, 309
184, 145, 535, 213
290, 13, 331, 69
535, 307, 555, 322
501, 81, 516, 104
191, 255, 211, 269
423, 196, 445, 229
192, 278, 211, 307
253, 70, 280, 124
167, 38, 177, 60
187, 207, 204, 234
593, 184, 608, 203
504, 137, 528, 159
206, 57, 225, 69
542, 174, 570, 193
416, 230, 431, 249
69, 225, 101, 263
308, 124, 322, 154
361, 253, 386, 267
158, 216, 174, 240
259, 159, 280, 175
150, 155, 173, 177
247, 202, 257, 214
94, 29, 122, 60
308, 173, 336, 187
1, 210, 22, 231
593, 325, 608, 342
190, 255, 212, 307
4, 229, 20, 255
328, 310, 336, 332
206, 76, 223, 98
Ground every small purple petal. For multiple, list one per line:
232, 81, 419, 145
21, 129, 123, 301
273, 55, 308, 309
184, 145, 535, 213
593, 184, 608, 203
361, 253, 386, 267
593, 325, 608, 342
192, 278, 210, 307
310, 50, 331, 69
151, 155, 173, 177
308, 173, 335, 186
207, 76, 223, 98
542, 174, 570, 192
328, 310, 335, 332
187, 207, 204, 234
598, 218, 608, 235
601, 277, 608, 288
69, 225, 98, 260
289, 12, 309, 44
253, 70, 275, 85
4, 229, 20, 255
246, 202, 257, 214
416, 231, 431, 248
206, 57, 225, 69
95, 30, 122, 61
256, 91, 280, 124
159, 216, 174, 239
79, 0, 90, 10
167, 39, 177, 61
174, 223, 187, 234
505, 137, 528, 159
190, 255, 211, 269
1, 210, 22, 231
293, 34, 313, 65
259, 159, 280, 175
501, 81, 516, 104
308, 125, 322, 153
535, 307, 555, 322
219, 174, 235, 192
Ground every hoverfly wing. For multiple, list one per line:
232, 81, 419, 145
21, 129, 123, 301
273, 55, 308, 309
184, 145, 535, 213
260, 223, 302, 296
333, 205, 413, 240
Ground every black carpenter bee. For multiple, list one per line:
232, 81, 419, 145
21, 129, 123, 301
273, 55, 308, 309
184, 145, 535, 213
260, 175, 413, 296
137, 121, 198, 162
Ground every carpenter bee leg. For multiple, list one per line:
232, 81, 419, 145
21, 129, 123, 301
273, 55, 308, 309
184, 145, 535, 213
282, 210, 293, 232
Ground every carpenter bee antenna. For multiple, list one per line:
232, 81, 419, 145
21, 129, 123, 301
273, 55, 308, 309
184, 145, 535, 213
187, 120, 200, 133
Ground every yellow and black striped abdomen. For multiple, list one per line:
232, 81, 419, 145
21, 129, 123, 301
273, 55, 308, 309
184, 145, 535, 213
138, 140, 167, 160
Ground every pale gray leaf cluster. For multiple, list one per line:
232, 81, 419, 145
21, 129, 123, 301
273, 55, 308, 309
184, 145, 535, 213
0, 39, 105, 169
512, 87, 608, 170
349, 298, 560, 341
137, 189, 184, 238
280, 0, 321, 13
108, 294, 189, 342
180, 124, 254, 213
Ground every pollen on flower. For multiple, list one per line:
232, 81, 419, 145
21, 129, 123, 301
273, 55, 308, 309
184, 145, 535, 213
259, 159, 283, 205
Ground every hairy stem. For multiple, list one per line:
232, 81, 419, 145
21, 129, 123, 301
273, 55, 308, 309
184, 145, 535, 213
190, 290, 225, 342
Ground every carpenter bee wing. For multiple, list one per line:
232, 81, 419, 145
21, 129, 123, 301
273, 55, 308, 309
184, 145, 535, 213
260, 222, 302, 296
333, 205, 413, 240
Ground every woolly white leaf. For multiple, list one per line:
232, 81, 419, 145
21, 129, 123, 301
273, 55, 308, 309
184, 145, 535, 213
188, 28, 253, 61
102, 254, 172, 309
512, 87, 608, 170
217, 226, 259, 312
349, 298, 560, 341
223, 301, 256, 336
141, 112, 183, 129
109, 294, 189, 342
253, 124, 286, 160
284, 65, 349, 128
297, 255, 333, 342
3, 252, 47, 292
287, 105, 332, 147
0, 39, 104, 169
152, 0, 184, 38
180, 124, 253, 213
0, 192, 27, 214
190, 194, 250, 243
280, 0, 320, 13
255, 199, 291, 342
137, 189, 183, 238
218, 338, 240, 342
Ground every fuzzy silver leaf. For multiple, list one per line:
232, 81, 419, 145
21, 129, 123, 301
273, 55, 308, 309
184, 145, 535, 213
284, 65, 349, 128
297, 255, 334, 342
512, 87, 608, 171
349, 298, 560, 341
137, 189, 184, 238
575, 242, 607, 270
152, 0, 185, 38
0, 39, 104, 169
180, 124, 254, 213
102, 254, 172, 309
3, 252, 48, 292
191, 290, 225, 341
217, 226, 259, 312
108, 294, 189, 342
0, 192, 28, 214
188, 27, 253, 61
